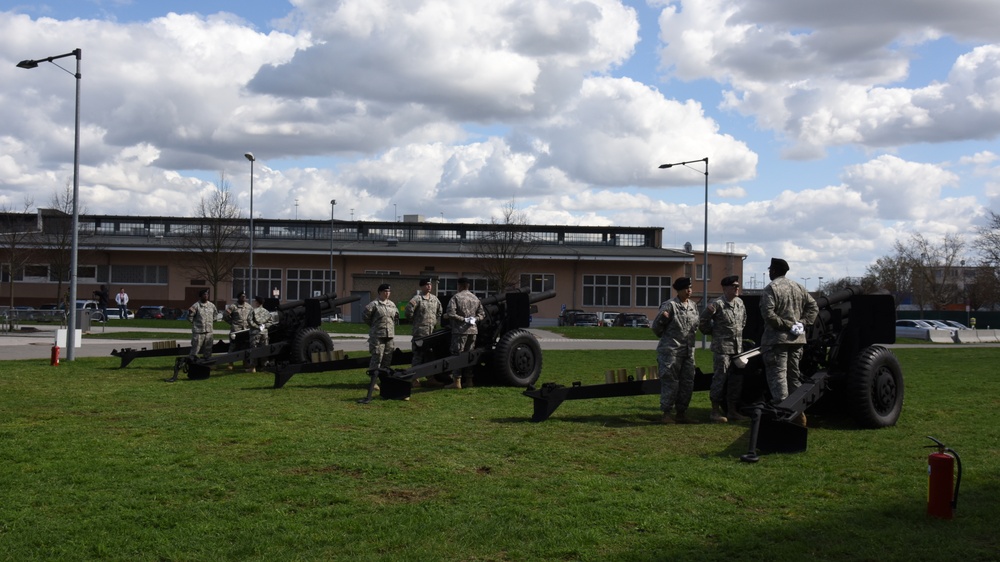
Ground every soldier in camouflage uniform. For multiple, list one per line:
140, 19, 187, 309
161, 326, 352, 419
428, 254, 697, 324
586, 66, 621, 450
362, 283, 398, 373
442, 277, 485, 389
187, 289, 217, 361
405, 278, 443, 366
760, 258, 819, 425
699, 275, 747, 423
652, 277, 701, 424
223, 291, 253, 370
247, 296, 274, 373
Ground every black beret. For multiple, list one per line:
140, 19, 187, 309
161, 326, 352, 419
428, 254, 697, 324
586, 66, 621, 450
457, 277, 471, 285
721, 275, 740, 287
378, 283, 391, 292
419, 278, 432, 285
198, 289, 210, 297
672, 277, 692, 290
768, 257, 790, 273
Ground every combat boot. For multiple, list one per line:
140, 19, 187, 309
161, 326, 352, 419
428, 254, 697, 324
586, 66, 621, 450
710, 402, 729, 423
444, 377, 462, 390
660, 412, 675, 424
792, 412, 807, 427
727, 401, 749, 422
461, 375, 475, 388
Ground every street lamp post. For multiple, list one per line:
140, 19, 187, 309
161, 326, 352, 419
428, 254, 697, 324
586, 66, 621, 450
802, 277, 811, 291
658, 157, 709, 347
329, 199, 336, 296
17, 48, 82, 360
244, 153, 255, 296
817, 276, 823, 295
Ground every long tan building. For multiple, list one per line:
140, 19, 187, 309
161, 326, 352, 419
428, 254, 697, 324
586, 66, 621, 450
2, 211, 745, 325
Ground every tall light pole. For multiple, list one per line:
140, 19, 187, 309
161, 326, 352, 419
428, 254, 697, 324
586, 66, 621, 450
329, 199, 336, 296
658, 157, 709, 347
18, 48, 82, 360
802, 277, 811, 291
244, 152, 255, 296
817, 276, 823, 294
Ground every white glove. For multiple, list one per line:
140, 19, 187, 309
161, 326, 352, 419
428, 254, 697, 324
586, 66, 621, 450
791, 322, 805, 336
466, 317, 476, 325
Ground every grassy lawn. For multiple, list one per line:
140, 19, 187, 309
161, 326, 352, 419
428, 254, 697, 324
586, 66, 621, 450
1, 347, 997, 561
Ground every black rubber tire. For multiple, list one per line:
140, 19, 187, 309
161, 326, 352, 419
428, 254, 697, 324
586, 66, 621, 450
492, 329, 543, 387
846, 345, 904, 428
292, 327, 335, 363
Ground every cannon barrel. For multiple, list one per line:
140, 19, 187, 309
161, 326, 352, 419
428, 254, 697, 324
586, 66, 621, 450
277, 293, 360, 312
815, 285, 863, 310
479, 287, 530, 307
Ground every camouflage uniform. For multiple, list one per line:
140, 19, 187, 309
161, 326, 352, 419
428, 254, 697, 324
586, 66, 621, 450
405, 292, 442, 365
248, 305, 274, 369
362, 298, 398, 371
699, 295, 746, 406
654, 297, 700, 415
444, 289, 486, 381
760, 276, 819, 401
187, 300, 218, 360
224, 301, 253, 354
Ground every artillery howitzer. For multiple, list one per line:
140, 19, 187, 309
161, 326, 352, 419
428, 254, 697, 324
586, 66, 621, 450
271, 288, 556, 401
110, 293, 358, 381
524, 286, 903, 461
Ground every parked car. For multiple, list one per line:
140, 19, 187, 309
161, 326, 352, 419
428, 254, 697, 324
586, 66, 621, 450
894, 319, 937, 339
571, 312, 601, 327
558, 309, 585, 326
136, 305, 183, 320
613, 313, 651, 328
923, 320, 958, 335
944, 320, 970, 330
600, 312, 620, 327
75, 300, 105, 322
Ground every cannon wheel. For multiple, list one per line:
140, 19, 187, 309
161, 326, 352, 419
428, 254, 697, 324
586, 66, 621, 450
292, 327, 335, 363
847, 345, 904, 428
492, 329, 543, 387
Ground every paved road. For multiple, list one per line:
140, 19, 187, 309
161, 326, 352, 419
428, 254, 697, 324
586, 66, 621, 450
0, 326, 665, 362
1, 325, 986, 363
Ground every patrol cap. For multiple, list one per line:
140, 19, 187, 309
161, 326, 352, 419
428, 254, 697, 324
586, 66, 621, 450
378, 283, 391, 292
672, 277, 692, 290
721, 275, 739, 287
768, 257, 790, 274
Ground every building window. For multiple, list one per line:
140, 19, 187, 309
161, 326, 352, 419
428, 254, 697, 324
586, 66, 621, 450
583, 275, 631, 307
234, 268, 283, 300
363, 270, 401, 276
519, 273, 554, 293
696, 263, 712, 282
636, 276, 671, 307
287, 269, 335, 300
99, 265, 168, 285
438, 277, 490, 299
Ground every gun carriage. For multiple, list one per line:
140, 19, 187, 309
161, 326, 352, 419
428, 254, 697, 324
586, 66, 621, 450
110, 293, 358, 381
523, 286, 903, 460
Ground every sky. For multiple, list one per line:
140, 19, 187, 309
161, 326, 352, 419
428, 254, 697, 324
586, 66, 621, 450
2, 0, 999, 290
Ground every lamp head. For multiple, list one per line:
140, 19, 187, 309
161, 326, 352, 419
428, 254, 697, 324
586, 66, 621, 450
658, 163, 673, 169
16, 59, 40, 69
244, 152, 255, 162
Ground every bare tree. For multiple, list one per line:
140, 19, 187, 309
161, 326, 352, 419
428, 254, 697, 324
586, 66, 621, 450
177, 173, 248, 301
867, 233, 966, 313
40, 184, 78, 304
467, 201, 537, 294
0, 197, 38, 311
970, 210, 1000, 309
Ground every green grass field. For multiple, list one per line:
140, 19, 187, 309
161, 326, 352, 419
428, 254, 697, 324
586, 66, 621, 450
1, 347, 997, 561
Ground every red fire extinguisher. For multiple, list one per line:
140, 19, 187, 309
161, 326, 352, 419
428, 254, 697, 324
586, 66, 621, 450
926, 436, 962, 519
51, 344, 60, 366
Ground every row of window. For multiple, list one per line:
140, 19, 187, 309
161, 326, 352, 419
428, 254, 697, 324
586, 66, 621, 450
6, 265, 705, 309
